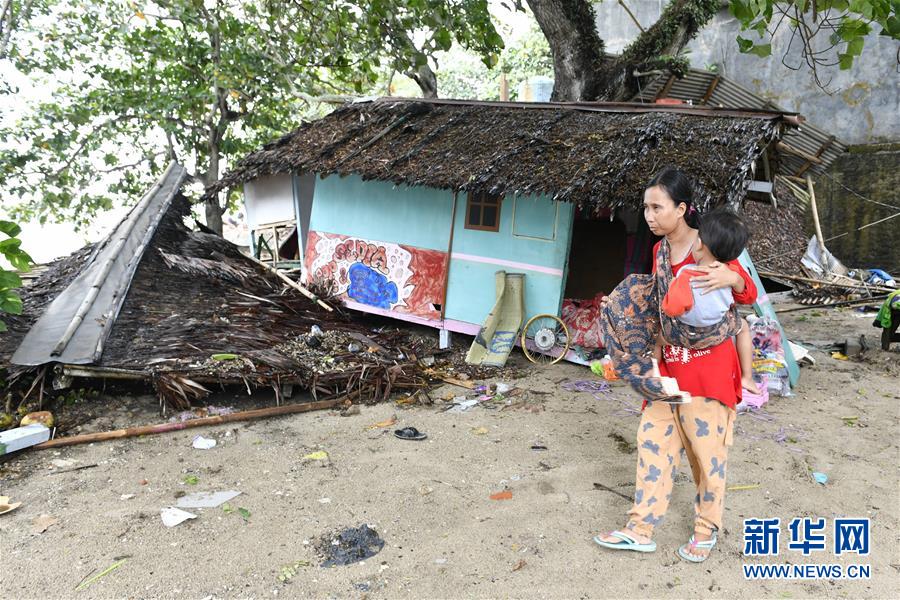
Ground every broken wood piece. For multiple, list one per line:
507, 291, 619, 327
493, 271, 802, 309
591, 482, 632, 501
34, 397, 347, 449
440, 376, 475, 389
247, 255, 333, 312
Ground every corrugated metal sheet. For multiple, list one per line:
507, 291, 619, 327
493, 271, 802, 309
11, 162, 188, 366
633, 68, 846, 176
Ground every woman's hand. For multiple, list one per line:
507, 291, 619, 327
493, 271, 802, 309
690, 262, 745, 294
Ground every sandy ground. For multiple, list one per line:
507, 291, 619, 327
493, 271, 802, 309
1, 303, 899, 599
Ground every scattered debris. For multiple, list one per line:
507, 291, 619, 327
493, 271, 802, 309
366, 415, 397, 430
183, 475, 199, 485
446, 398, 479, 413
592, 482, 632, 501
120, 494, 135, 501
490, 490, 513, 501
394, 427, 427, 441
31, 514, 58, 534
0, 496, 22, 515
74, 558, 127, 592
512, 559, 527, 572
727, 484, 761, 491
315, 524, 385, 567
471, 426, 489, 435
302, 450, 329, 461
812, 472, 828, 485
191, 435, 216, 450
176, 490, 241, 509
0, 423, 51, 455
161, 507, 197, 527
277, 559, 311, 583
20, 411, 54, 428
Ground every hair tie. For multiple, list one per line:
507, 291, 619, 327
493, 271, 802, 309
687, 204, 696, 215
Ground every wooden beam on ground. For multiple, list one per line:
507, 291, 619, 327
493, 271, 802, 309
34, 397, 348, 449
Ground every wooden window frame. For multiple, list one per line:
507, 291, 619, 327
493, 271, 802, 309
464, 191, 503, 232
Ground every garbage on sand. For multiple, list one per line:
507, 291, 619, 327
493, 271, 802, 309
161, 507, 197, 527
31, 514, 58, 534
812, 472, 828, 485
191, 435, 216, 450
315, 524, 385, 567
176, 490, 241, 509
490, 490, 513, 501
0, 496, 23, 515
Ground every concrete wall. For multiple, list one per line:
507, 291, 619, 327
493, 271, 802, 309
592, 1, 899, 144
813, 147, 900, 274
243, 173, 295, 229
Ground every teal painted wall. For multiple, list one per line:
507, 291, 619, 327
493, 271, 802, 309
309, 174, 454, 250
306, 174, 575, 327
444, 193, 574, 326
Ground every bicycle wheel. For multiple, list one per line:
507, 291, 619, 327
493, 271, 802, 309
520, 313, 570, 365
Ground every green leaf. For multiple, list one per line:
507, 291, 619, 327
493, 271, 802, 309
846, 37, 864, 56
736, 36, 755, 53
0, 221, 21, 237
0, 270, 22, 289
0, 293, 23, 315
238, 507, 251, 520
838, 53, 855, 69
211, 353, 239, 361
749, 43, 772, 57
183, 474, 199, 485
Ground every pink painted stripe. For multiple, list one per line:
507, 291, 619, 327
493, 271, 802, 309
450, 252, 564, 277
441, 319, 482, 336
342, 300, 441, 328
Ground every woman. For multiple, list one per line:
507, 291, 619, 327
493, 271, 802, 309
594, 167, 756, 562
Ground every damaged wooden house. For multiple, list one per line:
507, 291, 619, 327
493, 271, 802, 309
1, 163, 432, 411
206, 97, 813, 377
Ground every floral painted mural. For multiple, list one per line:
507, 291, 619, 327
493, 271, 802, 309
305, 231, 447, 319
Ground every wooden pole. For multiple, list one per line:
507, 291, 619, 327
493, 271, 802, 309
248, 254, 333, 312
499, 73, 509, 102
34, 397, 346, 449
806, 176, 829, 274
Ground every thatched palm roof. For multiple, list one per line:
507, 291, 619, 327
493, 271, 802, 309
205, 98, 792, 213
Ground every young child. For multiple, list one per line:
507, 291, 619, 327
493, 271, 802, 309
659, 209, 759, 395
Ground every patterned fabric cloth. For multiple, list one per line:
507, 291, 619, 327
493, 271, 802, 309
600, 240, 741, 401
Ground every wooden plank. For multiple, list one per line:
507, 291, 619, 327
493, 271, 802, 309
794, 135, 835, 177
700, 75, 721, 104
777, 141, 823, 164
655, 75, 676, 100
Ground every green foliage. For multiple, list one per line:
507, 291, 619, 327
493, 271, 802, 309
0, 219, 32, 333
730, 0, 898, 70
436, 24, 552, 100
0, 0, 502, 229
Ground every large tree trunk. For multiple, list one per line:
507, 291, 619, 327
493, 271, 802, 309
410, 62, 438, 98
526, 0, 606, 101
527, 0, 722, 102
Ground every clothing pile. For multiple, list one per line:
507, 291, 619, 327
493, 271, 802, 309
561, 292, 606, 350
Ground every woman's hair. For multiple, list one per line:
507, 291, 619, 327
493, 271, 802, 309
646, 167, 700, 228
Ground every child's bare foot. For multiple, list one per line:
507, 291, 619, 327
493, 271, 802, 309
741, 376, 760, 395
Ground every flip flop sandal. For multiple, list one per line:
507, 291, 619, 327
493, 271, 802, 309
677, 531, 718, 563
394, 427, 427, 441
593, 530, 657, 553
